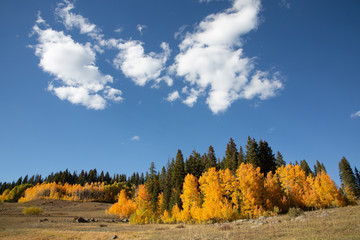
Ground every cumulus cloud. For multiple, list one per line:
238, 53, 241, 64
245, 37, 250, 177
137, 24, 147, 35
131, 135, 140, 141
165, 91, 180, 102
172, 0, 283, 114
351, 111, 360, 118
33, 22, 121, 110
113, 41, 171, 86
33, 0, 284, 113
56, 0, 99, 36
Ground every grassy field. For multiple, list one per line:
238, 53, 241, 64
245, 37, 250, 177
0, 199, 359, 239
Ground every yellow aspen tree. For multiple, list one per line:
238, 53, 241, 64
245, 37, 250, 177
276, 164, 307, 210
130, 184, 153, 224
180, 174, 201, 222
170, 204, 182, 223
264, 171, 285, 212
106, 189, 137, 218
305, 172, 346, 209
199, 167, 234, 222
161, 209, 172, 223
235, 163, 265, 218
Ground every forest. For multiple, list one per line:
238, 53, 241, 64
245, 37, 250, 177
1, 137, 359, 224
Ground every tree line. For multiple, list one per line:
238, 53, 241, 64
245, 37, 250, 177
1, 137, 359, 212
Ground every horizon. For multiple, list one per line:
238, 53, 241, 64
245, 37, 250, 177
1, 0, 359, 186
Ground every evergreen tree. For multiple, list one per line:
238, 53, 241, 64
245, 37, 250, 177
258, 140, 276, 175
275, 151, 286, 168
88, 169, 98, 183
238, 146, 245, 167
77, 170, 86, 185
314, 160, 326, 176
171, 150, 186, 209
16, 177, 22, 186
185, 149, 203, 179
339, 157, 358, 196
163, 159, 174, 212
221, 138, 238, 173
300, 159, 313, 177
245, 136, 260, 167
145, 162, 161, 213
22, 175, 29, 184
355, 167, 360, 194
104, 172, 111, 184
204, 145, 217, 171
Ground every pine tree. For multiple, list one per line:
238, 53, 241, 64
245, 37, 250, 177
171, 150, 186, 209
163, 160, 174, 212
221, 138, 238, 173
204, 145, 217, 171
245, 136, 260, 167
185, 149, 203, 179
275, 151, 286, 168
339, 157, 358, 196
238, 146, 245, 167
300, 159, 313, 177
355, 167, 360, 194
314, 160, 326, 176
258, 140, 276, 175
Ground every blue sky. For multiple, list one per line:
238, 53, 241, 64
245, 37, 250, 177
1, 0, 359, 185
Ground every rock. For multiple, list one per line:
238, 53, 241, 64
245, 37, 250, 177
258, 216, 266, 220
121, 218, 129, 223
99, 224, 107, 227
89, 218, 96, 222
75, 217, 88, 223
111, 235, 118, 239
38, 219, 48, 223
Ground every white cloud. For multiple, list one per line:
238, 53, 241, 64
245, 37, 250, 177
33, 22, 121, 110
113, 41, 171, 86
131, 135, 140, 141
171, 0, 284, 114
165, 91, 180, 102
137, 24, 147, 35
351, 111, 360, 118
56, 0, 98, 36
104, 87, 123, 102
279, 0, 291, 9
114, 27, 123, 33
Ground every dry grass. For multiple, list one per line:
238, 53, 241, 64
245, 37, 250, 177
0, 199, 359, 239
22, 207, 43, 215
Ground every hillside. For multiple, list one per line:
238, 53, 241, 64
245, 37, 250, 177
0, 200, 359, 239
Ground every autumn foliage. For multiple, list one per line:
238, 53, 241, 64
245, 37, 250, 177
106, 163, 347, 224
8, 163, 348, 224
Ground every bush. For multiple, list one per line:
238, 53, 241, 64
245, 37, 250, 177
287, 207, 303, 218
23, 207, 43, 215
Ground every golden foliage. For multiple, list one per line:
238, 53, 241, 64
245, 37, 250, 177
106, 189, 137, 218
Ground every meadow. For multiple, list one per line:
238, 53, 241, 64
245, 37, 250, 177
0, 199, 359, 240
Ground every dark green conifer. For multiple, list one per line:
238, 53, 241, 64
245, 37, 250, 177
204, 145, 217, 171
339, 157, 358, 196
245, 136, 260, 167
275, 151, 286, 168
185, 149, 203, 179
314, 160, 326, 176
221, 138, 238, 173
258, 140, 276, 175
171, 150, 186, 209
238, 146, 245, 167
300, 159, 313, 177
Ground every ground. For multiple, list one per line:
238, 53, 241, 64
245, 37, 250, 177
0, 199, 359, 239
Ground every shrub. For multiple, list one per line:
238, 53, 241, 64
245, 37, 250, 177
23, 207, 43, 215
287, 207, 303, 218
